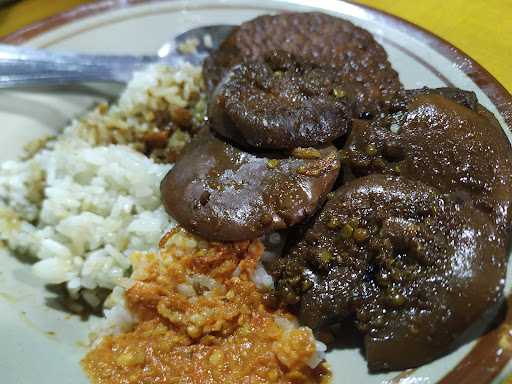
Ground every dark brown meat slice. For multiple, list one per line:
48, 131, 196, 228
403, 86, 478, 110
160, 130, 340, 241
203, 12, 403, 119
270, 174, 506, 371
208, 51, 354, 149
343, 89, 512, 236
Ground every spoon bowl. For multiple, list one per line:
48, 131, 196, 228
0, 24, 235, 87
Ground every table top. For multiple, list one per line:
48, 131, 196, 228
0, 0, 510, 93
0, 1, 511, 382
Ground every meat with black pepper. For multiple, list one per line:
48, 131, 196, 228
270, 174, 506, 371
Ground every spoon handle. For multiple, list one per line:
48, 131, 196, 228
0, 24, 235, 88
0, 44, 159, 87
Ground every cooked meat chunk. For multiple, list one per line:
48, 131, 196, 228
208, 51, 354, 149
160, 130, 340, 241
270, 175, 506, 371
344, 89, 512, 236
190, 9, 512, 373
203, 12, 403, 119
403, 86, 478, 110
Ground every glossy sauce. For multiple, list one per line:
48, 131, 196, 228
160, 131, 340, 241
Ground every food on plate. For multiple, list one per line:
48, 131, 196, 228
203, 12, 403, 119
208, 51, 354, 149
160, 129, 340, 241
0, 65, 204, 306
344, 89, 512, 236
269, 175, 506, 371
83, 228, 330, 383
0, 9, 511, 384
402, 86, 478, 110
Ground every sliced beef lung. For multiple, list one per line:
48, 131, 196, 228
344, 89, 512, 236
203, 12, 403, 119
403, 86, 478, 110
208, 51, 354, 150
160, 130, 340, 241
270, 174, 506, 371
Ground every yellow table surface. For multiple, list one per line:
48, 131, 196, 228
0, 0, 511, 382
0, 0, 511, 92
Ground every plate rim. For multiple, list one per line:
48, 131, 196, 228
1, 1, 512, 382
1, 0, 511, 131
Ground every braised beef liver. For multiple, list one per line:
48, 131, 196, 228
270, 175, 506, 371
161, 130, 340, 241
208, 51, 354, 149
344, 90, 512, 236
203, 12, 403, 119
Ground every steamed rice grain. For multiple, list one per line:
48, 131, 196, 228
0, 64, 204, 302
0, 62, 329, 375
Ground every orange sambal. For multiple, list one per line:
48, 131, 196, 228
82, 227, 330, 383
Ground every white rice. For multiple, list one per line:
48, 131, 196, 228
252, 262, 275, 290
178, 37, 200, 54
0, 64, 203, 302
250, 232, 286, 290
203, 34, 213, 48
274, 315, 327, 368
0, 63, 327, 369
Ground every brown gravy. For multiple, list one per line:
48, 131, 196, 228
437, 296, 512, 384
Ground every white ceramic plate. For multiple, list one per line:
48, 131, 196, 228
1, 1, 512, 383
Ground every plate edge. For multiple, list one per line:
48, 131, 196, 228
1, 1, 512, 382
1, 0, 510, 131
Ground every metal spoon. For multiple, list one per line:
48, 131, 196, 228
0, 25, 234, 88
